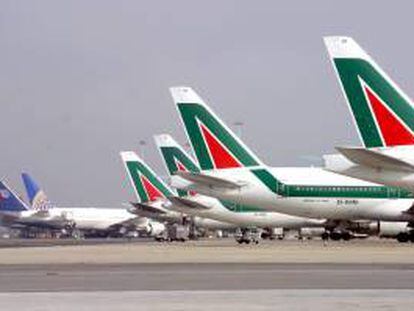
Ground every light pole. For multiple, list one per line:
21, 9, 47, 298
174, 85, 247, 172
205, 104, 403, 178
233, 121, 244, 139
139, 140, 146, 159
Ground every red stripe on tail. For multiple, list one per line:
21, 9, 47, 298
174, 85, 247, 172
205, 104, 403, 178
140, 175, 165, 201
199, 123, 242, 169
364, 86, 414, 146
174, 158, 197, 196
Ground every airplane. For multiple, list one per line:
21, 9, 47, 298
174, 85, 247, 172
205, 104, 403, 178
154, 133, 327, 241
323, 36, 414, 194
21, 172, 164, 238
168, 86, 414, 237
0, 179, 73, 233
120, 151, 239, 237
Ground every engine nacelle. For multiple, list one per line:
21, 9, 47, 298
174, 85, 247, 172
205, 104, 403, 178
375, 222, 409, 237
299, 227, 326, 238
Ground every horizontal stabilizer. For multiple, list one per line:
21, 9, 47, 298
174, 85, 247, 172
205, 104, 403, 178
176, 171, 243, 189
116, 216, 149, 229
336, 147, 414, 172
129, 202, 166, 214
323, 153, 355, 172
168, 196, 211, 210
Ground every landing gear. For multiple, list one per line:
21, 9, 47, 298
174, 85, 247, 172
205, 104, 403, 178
235, 228, 259, 244
70, 228, 82, 239
260, 228, 283, 240
327, 230, 353, 241
342, 232, 351, 241
61, 220, 78, 239
397, 232, 409, 243
237, 238, 259, 244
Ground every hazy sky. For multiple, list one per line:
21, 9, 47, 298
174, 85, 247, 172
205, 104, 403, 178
1, 0, 413, 205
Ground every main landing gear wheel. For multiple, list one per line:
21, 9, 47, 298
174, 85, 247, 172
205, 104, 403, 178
397, 233, 409, 243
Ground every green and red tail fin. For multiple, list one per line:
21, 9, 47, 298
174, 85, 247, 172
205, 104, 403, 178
154, 134, 200, 174
120, 151, 174, 203
325, 36, 414, 148
170, 87, 263, 170
154, 134, 200, 197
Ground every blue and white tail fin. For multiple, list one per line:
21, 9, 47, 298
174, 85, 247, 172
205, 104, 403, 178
0, 180, 30, 212
21, 173, 52, 210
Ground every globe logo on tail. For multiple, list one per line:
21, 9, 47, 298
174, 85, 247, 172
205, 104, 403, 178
0, 190, 10, 200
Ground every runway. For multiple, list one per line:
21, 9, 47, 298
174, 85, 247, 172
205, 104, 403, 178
0, 262, 414, 292
1, 239, 413, 309
1, 238, 414, 264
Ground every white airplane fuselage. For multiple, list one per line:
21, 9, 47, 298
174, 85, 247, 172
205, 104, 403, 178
0, 207, 148, 231
127, 200, 235, 230
169, 194, 325, 229
0, 209, 70, 229
47, 207, 143, 230
175, 167, 414, 222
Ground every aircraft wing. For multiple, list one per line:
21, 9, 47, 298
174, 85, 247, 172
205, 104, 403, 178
176, 171, 243, 190
168, 196, 212, 210
117, 215, 150, 228
129, 202, 167, 215
336, 147, 414, 172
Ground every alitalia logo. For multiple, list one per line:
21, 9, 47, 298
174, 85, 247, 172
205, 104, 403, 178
359, 77, 414, 146
332, 58, 414, 147
125, 161, 171, 203
173, 157, 188, 173
197, 119, 242, 169
177, 103, 260, 170
139, 173, 165, 201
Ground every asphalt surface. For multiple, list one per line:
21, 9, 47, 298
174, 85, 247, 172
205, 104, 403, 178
1, 290, 414, 311
0, 237, 154, 248
1, 239, 413, 309
1, 238, 414, 265
0, 262, 413, 292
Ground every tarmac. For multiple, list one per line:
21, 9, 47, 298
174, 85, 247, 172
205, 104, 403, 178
0, 238, 413, 310
1, 238, 414, 264
1, 262, 414, 291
